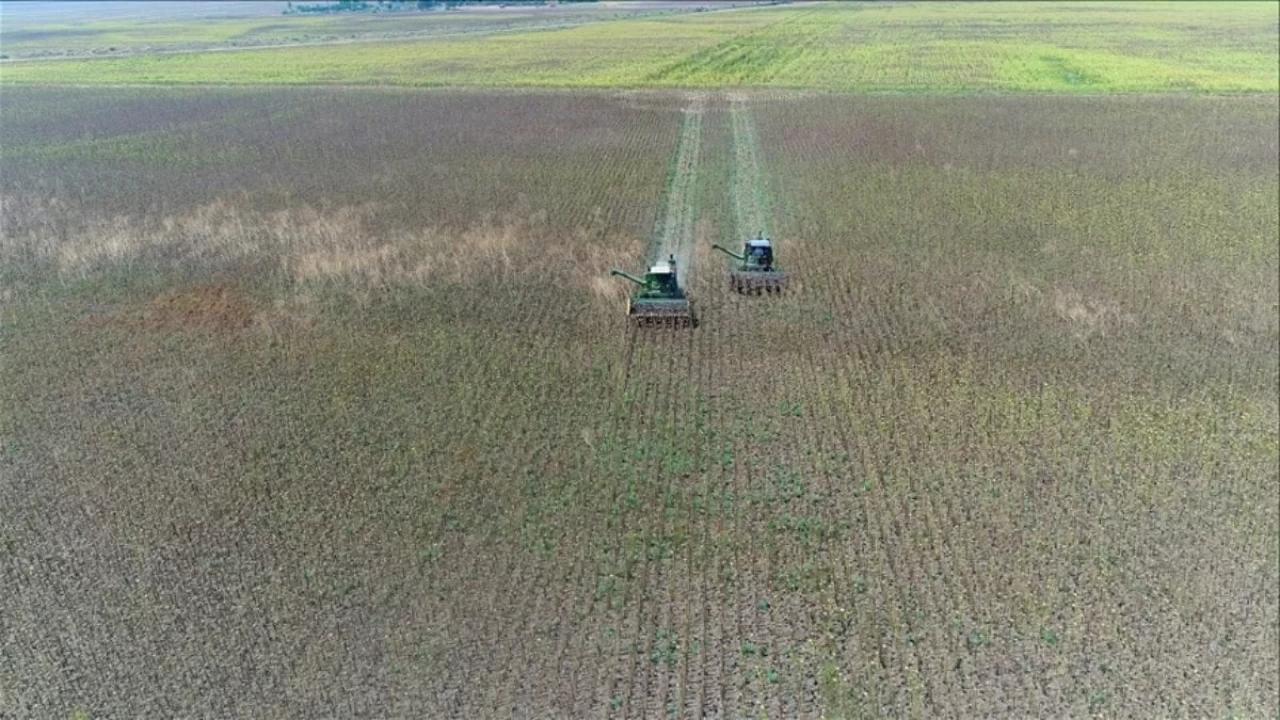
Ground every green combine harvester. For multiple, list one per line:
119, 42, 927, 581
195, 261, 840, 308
712, 233, 788, 294
609, 254, 697, 327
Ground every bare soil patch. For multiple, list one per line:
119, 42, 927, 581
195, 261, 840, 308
143, 283, 254, 333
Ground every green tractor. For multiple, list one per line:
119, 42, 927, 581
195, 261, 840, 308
712, 233, 788, 294
609, 254, 697, 327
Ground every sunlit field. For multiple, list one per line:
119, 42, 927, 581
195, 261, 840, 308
3, 84, 1276, 717
3, 2, 1277, 92
4, 1, 1278, 717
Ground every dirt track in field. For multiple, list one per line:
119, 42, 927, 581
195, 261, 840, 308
729, 94, 771, 242
651, 94, 705, 283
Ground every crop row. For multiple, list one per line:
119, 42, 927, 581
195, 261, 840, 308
2, 89, 1275, 718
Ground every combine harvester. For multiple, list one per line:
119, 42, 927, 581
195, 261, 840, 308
609, 254, 697, 328
712, 233, 788, 294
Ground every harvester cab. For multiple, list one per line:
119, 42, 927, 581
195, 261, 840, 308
712, 233, 789, 294
610, 255, 697, 327
745, 236, 775, 271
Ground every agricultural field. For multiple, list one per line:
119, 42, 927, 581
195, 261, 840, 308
3, 1, 1279, 718
2, 2, 1277, 92
2, 82, 1276, 718
0, 1, 735, 61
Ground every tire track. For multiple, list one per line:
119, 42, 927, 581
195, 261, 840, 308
651, 94, 705, 285
729, 95, 772, 242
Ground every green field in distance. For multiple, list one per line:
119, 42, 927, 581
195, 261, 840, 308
2, 2, 1277, 93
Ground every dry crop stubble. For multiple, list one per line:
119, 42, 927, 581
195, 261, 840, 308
2, 88, 688, 719
630, 333, 691, 719
681, 246, 728, 719
1, 195, 647, 339
650, 93, 705, 280
698, 100, 855, 717
722, 96, 880, 715
751, 93, 1278, 717
633, 331, 686, 719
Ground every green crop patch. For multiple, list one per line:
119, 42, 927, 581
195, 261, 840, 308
2, 2, 1276, 93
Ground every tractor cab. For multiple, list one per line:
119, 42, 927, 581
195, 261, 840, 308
711, 235, 788, 294
638, 258, 685, 299
745, 237, 774, 271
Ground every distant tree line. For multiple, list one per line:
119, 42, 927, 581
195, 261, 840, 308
286, 1, 399, 14
416, 0, 598, 7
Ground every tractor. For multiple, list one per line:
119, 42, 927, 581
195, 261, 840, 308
609, 255, 697, 327
711, 233, 788, 294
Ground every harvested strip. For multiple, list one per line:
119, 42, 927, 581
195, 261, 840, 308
652, 94, 705, 282
729, 95, 771, 241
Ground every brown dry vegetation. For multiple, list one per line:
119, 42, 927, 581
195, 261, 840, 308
1, 88, 1277, 718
